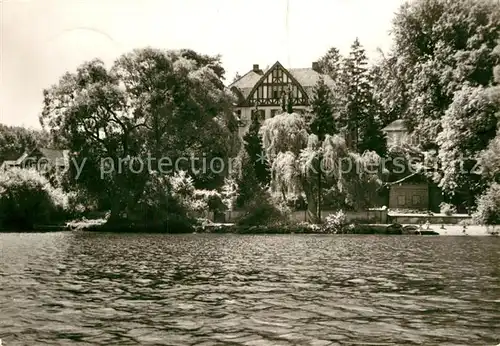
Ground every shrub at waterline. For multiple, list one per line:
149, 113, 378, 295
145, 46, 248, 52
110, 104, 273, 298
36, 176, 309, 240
236, 189, 288, 227
0, 168, 70, 230
473, 183, 500, 225
98, 171, 228, 233
101, 171, 195, 232
439, 202, 457, 216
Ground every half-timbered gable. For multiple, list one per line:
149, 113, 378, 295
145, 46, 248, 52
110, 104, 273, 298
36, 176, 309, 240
247, 62, 309, 107
229, 60, 335, 135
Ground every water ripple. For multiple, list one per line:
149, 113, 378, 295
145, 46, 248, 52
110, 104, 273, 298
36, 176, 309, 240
1, 233, 499, 345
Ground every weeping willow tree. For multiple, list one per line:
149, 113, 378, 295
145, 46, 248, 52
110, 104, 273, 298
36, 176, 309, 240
260, 112, 384, 223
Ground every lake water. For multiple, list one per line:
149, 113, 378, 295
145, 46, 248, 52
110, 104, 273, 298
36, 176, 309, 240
1, 232, 499, 346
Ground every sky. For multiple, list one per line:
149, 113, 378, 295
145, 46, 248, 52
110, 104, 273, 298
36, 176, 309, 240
0, 0, 405, 128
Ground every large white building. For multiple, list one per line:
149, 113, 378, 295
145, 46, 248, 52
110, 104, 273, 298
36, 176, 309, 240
228, 61, 335, 135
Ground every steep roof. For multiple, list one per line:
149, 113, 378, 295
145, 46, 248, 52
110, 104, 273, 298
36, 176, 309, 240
38, 148, 68, 162
382, 119, 408, 132
229, 63, 336, 102
1, 148, 70, 170
229, 70, 263, 99
22, 148, 70, 166
289, 68, 335, 98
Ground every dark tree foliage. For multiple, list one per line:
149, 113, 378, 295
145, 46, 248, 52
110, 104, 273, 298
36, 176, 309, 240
317, 46, 342, 81
309, 76, 336, 141
371, 0, 500, 208
358, 106, 387, 157
332, 38, 387, 156
242, 113, 271, 187
377, 0, 500, 146
40, 48, 239, 222
235, 150, 261, 208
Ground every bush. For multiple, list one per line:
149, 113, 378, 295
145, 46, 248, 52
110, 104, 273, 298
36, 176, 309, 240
323, 210, 348, 233
0, 168, 70, 229
171, 170, 225, 216
296, 222, 322, 233
103, 171, 222, 232
473, 183, 500, 225
439, 202, 457, 216
72, 190, 100, 215
112, 171, 195, 232
236, 190, 287, 227
194, 189, 226, 214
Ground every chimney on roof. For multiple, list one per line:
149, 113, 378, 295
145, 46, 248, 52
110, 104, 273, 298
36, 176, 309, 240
253, 64, 260, 72
312, 61, 320, 72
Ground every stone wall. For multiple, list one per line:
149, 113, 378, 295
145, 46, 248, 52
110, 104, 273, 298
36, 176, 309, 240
216, 209, 388, 224
288, 209, 388, 224
204, 208, 470, 225
387, 213, 471, 225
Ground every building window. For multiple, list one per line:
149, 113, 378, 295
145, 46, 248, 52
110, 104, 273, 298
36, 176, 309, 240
235, 110, 247, 127
410, 134, 419, 146
397, 195, 406, 206
271, 109, 281, 117
272, 68, 283, 83
412, 195, 421, 206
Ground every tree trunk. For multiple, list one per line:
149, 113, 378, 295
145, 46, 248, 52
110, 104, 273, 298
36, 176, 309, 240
304, 183, 318, 223
316, 152, 323, 223
317, 169, 322, 223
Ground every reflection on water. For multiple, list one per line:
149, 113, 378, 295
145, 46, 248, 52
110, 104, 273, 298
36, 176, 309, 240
1, 232, 499, 345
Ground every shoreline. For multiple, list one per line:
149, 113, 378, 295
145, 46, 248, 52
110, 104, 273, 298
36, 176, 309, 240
2, 221, 499, 236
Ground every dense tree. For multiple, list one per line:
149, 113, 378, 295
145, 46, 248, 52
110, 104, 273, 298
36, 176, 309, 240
338, 38, 386, 155
370, 51, 406, 128
234, 149, 261, 208
309, 77, 336, 141
474, 45, 500, 219
111, 48, 239, 189
308, 77, 336, 220
0, 168, 69, 229
479, 57, 500, 184
357, 108, 387, 157
377, 0, 500, 146
260, 112, 382, 222
473, 183, 500, 225
242, 113, 271, 186
372, 0, 500, 209
437, 85, 498, 207
40, 48, 239, 222
40, 58, 146, 215
480, 133, 500, 184
316, 46, 342, 81
259, 113, 314, 220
